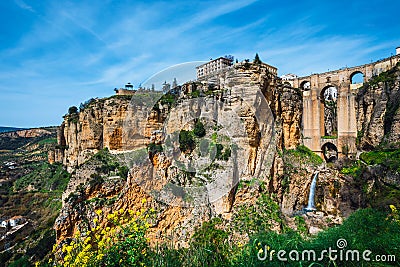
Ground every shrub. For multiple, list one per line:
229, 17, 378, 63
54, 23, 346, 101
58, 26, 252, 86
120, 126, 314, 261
9, 256, 32, 267
215, 143, 224, 160
159, 91, 177, 106
360, 149, 400, 172
147, 143, 163, 154
68, 106, 78, 115
284, 145, 323, 167
190, 89, 201, 98
89, 173, 104, 187
187, 218, 231, 266
179, 130, 196, 154
117, 166, 129, 179
341, 161, 363, 178
233, 193, 284, 235
79, 98, 96, 111
55, 206, 154, 267
193, 120, 206, 138
221, 147, 231, 161
91, 148, 130, 177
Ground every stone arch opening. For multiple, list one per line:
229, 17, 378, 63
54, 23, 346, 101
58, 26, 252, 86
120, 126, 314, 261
350, 71, 364, 89
350, 71, 364, 83
300, 81, 311, 90
321, 142, 338, 162
320, 85, 337, 137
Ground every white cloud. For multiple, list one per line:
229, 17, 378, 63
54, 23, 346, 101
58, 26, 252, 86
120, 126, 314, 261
14, 0, 35, 13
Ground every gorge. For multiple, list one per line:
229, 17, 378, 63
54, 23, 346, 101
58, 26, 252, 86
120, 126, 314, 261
1, 52, 399, 266
50, 53, 400, 245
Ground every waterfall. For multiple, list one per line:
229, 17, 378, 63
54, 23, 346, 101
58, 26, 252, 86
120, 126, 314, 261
305, 171, 319, 211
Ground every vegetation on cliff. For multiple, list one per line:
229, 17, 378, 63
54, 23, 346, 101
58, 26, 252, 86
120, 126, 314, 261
356, 62, 400, 149
340, 147, 400, 208
15, 60, 400, 267
48, 202, 400, 267
14, 162, 70, 192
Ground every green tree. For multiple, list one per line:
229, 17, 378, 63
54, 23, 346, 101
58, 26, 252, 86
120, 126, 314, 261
179, 130, 196, 154
193, 120, 206, 137
253, 53, 262, 64
68, 106, 78, 115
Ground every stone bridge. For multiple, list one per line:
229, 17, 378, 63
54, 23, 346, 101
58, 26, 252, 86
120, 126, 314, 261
291, 54, 400, 160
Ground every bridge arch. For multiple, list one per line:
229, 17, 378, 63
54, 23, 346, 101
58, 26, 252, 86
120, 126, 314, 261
320, 85, 338, 103
300, 80, 311, 90
321, 142, 338, 162
320, 85, 338, 137
350, 71, 364, 84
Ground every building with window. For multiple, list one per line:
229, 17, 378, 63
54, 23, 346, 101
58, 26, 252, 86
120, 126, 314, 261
196, 56, 234, 79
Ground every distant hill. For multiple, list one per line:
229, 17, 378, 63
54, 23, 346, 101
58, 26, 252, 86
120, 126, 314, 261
0, 126, 26, 133
0, 127, 57, 150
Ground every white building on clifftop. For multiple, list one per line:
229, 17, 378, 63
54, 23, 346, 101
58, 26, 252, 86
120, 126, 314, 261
196, 56, 234, 80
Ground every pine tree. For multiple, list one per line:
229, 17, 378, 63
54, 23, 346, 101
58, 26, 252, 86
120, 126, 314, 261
254, 53, 261, 64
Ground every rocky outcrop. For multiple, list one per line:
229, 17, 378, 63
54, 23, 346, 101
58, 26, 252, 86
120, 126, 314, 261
52, 59, 400, 250
277, 85, 302, 150
54, 95, 167, 172
57, 60, 392, 246
356, 64, 400, 149
55, 62, 299, 245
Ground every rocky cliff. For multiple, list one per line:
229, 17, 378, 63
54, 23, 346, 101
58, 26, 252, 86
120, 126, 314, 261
52, 94, 167, 172
356, 62, 400, 149
53, 61, 400, 247
53, 62, 308, 246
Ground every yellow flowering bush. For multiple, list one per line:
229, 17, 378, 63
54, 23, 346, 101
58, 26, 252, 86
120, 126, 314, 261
389, 204, 400, 224
54, 201, 154, 267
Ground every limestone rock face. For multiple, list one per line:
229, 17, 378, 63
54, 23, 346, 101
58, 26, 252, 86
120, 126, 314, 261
388, 108, 400, 143
55, 63, 293, 245
0, 128, 53, 140
54, 62, 350, 246
356, 66, 400, 149
279, 86, 302, 149
56, 60, 384, 246
56, 96, 166, 172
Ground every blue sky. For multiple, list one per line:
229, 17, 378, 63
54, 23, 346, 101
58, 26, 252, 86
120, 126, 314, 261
1, 0, 400, 127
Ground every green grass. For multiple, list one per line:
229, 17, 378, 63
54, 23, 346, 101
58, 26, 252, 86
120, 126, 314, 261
49, 200, 400, 267
13, 162, 70, 192
321, 135, 337, 139
37, 138, 57, 145
91, 148, 128, 178
341, 161, 363, 177
360, 149, 400, 172
285, 145, 323, 166
232, 193, 284, 235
